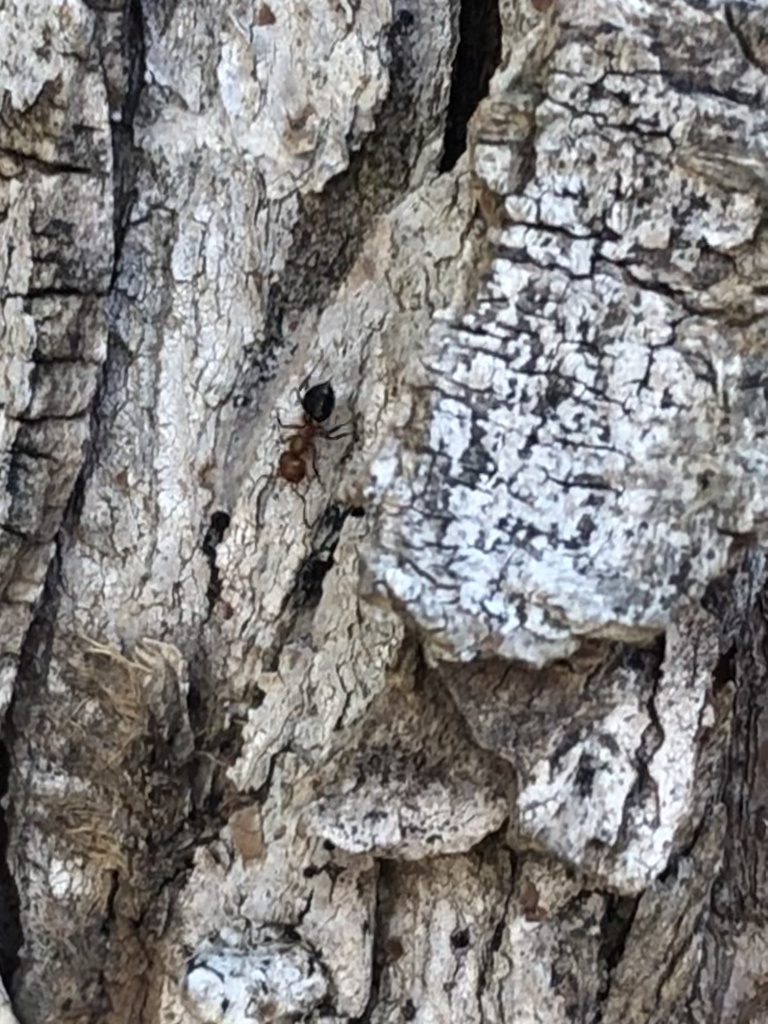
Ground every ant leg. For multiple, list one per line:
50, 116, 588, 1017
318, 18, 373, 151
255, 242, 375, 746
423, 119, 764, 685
297, 361, 321, 403
311, 446, 321, 480
276, 412, 305, 431
323, 419, 354, 440
301, 440, 321, 482
253, 472, 273, 533
301, 452, 325, 529
297, 484, 318, 530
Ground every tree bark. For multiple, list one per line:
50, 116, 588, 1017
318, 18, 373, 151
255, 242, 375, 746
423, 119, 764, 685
2, 0, 768, 1022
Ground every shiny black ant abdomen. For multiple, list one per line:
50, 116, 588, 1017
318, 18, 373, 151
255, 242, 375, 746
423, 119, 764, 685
301, 380, 335, 423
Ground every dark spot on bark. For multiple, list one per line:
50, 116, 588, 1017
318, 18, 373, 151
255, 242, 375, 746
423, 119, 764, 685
577, 514, 596, 542
669, 557, 692, 591
256, 3, 276, 24
364, 808, 388, 822
202, 510, 231, 614
451, 927, 470, 949
458, 449, 497, 484
383, 936, 405, 962
514, 430, 534, 459
574, 753, 597, 798
392, 3, 414, 31
402, 999, 417, 1020
296, 549, 334, 605
290, 502, 358, 610
519, 879, 541, 919
584, 492, 606, 509
697, 470, 713, 491
598, 894, 640, 980
549, 728, 582, 774
711, 643, 735, 695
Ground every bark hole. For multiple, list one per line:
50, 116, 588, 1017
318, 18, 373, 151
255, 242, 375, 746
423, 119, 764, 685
440, 0, 501, 172
596, 893, 640, 1004
712, 642, 736, 694
349, 859, 398, 1024
259, 504, 355, 668
202, 509, 231, 613
293, 503, 353, 609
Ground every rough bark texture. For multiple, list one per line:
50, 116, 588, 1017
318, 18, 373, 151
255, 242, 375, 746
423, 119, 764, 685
2, 0, 768, 1023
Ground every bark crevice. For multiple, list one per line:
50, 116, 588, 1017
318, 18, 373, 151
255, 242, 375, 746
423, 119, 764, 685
111, 0, 147, 271
0, 732, 22, 995
440, 0, 501, 171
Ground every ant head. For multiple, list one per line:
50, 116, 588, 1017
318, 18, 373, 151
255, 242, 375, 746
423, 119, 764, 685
301, 380, 335, 423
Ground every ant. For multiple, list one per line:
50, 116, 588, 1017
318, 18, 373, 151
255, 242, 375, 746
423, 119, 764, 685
277, 378, 351, 485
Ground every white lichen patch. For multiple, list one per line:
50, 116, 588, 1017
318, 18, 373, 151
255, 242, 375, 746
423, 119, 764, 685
363, 7, 768, 664
183, 940, 328, 1024
178, 755, 377, 1019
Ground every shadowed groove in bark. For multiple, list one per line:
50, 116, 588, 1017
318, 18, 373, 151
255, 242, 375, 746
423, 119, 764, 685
6, 0, 165, 1015
725, 3, 768, 74
5, 541, 64, 1019
292, 503, 358, 609
0, 734, 22, 992
593, 893, 640, 1019
201, 509, 231, 616
709, 564, 768, 899
348, 858, 393, 1024
439, 0, 501, 171
111, 0, 147, 273
239, 1, 456, 391
257, 503, 360, 674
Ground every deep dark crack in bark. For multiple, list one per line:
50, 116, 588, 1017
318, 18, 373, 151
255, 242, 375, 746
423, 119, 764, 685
593, 893, 641, 1021
5, 541, 64, 1020
0, 721, 22, 994
201, 509, 231, 617
111, 0, 146, 274
440, 0, 501, 171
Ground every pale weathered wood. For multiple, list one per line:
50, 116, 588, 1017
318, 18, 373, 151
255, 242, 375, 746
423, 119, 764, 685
2, 0, 768, 1022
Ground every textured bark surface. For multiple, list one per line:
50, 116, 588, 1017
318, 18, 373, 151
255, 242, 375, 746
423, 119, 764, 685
2, 0, 768, 1022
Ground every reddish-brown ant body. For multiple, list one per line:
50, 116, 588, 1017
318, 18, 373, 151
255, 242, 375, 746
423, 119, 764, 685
277, 379, 350, 485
